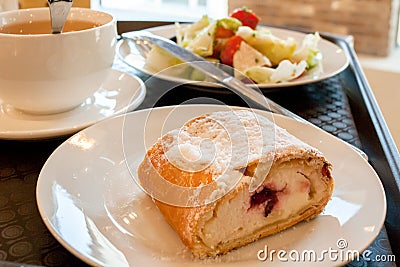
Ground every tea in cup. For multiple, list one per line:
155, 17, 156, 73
0, 8, 117, 114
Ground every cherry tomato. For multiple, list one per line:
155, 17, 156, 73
215, 26, 234, 38
230, 7, 260, 30
220, 36, 244, 66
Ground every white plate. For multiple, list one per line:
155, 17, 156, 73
117, 24, 349, 90
0, 69, 146, 140
37, 105, 386, 266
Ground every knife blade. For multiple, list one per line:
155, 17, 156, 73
122, 31, 294, 115
121, 30, 368, 182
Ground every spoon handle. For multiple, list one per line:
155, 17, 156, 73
48, 0, 74, 34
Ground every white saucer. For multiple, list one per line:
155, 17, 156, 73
0, 69, 146, 140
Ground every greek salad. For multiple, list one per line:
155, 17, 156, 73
145, 7, 322, 84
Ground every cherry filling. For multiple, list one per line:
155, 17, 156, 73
250, 187, 279, 217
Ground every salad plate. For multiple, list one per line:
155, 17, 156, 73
0, 69, 146, 140
37, 105, 385, 266
117, 24, 349, 90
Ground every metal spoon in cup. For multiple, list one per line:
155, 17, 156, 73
48, 0, 73, 34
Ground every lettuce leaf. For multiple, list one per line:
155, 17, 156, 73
176, 15, 211, 48
185, 22, 216, 57
216, 17, 242, 32
291, 32, 321, 68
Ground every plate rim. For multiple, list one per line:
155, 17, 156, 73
117, 24, 350, 90
36, 104, 386, 266
0, 69, 146, 140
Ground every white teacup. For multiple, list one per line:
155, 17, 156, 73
0, 8, 117, 114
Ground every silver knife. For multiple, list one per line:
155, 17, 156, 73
122, 31, 368, 175
122, 31, 298, 119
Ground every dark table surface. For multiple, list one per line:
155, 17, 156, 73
0, 21, 399, 266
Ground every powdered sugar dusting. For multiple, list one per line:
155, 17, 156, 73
144, 109, 322, 207
163, 110, 276, 179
